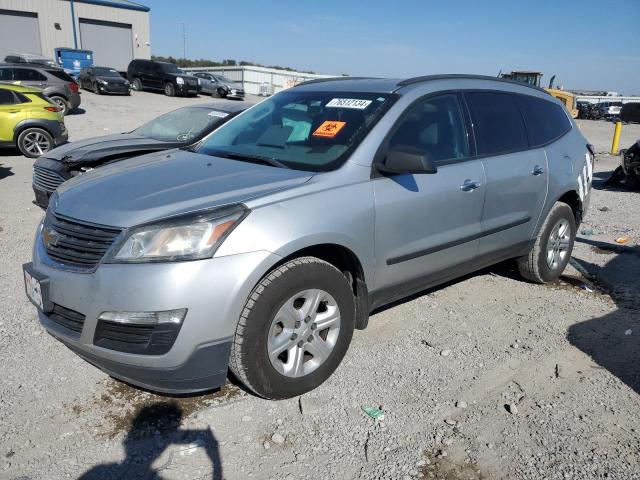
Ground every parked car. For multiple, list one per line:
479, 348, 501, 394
192, 72, 245, 99
619, 102, 640, 124
24, 75, 593, 399
3, 52, 57, 68
0, 83, 67, 158
0, 64, 80, 115
79, 66, 131, 95
32, 100, 250, 208
127, 59, 200, 97
598, 101, 623, 119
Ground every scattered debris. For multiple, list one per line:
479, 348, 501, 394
555, 363, 564, 379
361, 405, 385, 421
271, 432, 285, 445
581, 284, 594, 293
615, 236, 631, 244
598, 206, 610, 212
456, 400, 468, 409
580, 228, 595, 236
506, 403, 519, 415
440, 349, 451, 357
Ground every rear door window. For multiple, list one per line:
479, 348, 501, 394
465, 91, 528, 155
0, 89, 15, 105
388, 93, 469, 162
516, 94, 571, 147
46, 70, 75, 82
12, 68, 47, 81
0, 68, 12, 81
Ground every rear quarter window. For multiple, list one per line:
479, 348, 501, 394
46, 70, 75, 82
465, 91, 529, 156
516, 95, 571, 147
0, 89, 15, 105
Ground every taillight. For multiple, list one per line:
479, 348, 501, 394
68, 82, 79, 93
45, 106, 61, 112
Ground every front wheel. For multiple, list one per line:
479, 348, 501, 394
517, 202, 576, 283
132, 78, 142, 91
164, 82, 176, 97
229, 257, 355, 399
17, 128, 54, 158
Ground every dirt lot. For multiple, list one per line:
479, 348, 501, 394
0, 91, 639, 480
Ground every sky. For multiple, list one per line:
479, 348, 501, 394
147, 0, 640, 94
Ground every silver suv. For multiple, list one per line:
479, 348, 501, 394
24, 75, 593, 399
0, 64, 81, 115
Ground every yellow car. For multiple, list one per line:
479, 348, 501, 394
0, 83, 68, 158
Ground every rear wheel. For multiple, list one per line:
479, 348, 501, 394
229, 257, 355, 399
517, 202, 576, 283
17, 128, 54, 158
164, 82, 176, 97
48, 95, 69, 116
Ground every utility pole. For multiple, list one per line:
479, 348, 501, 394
182, 22, 186, 60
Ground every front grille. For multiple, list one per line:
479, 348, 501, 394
186, 78, 198, 86
94, 320, 181, 355
43, 212, 122, 268
33, 166, 66, 193
49, 304, 85, 333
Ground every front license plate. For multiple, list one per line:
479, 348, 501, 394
24, 269, 43, 310
23, 263, 52, 312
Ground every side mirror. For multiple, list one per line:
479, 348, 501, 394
377, 145, 437, 175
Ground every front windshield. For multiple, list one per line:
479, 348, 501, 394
134, 106, 230, 143
94, 67, 121, 77
215, 76, 234, 83
160, 63, 182, 74
196, 91, 394, 171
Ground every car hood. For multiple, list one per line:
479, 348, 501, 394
42, 134, 173, 166
98, 75, 128, 84
54, 149, 314, 227
224, 81, 243, 90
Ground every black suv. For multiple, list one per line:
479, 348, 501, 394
127, 59, 200, 97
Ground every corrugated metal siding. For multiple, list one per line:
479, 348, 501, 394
0, 0, 150, 62
0, 9, 41, 58
185, 66, 336, 95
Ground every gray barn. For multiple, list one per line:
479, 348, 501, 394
0, 0, 150, 71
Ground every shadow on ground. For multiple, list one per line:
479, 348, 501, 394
0, 163, 14, 179
567, 241, 640, 395
79, 402, 224, 479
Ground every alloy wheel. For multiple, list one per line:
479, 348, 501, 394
22, 131, 51, 156
267, 289, 341, 378
546, 218, 571, 270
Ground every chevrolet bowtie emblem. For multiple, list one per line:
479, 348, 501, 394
42, 227, 63, 248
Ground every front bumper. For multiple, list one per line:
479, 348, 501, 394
177, 83, 201, 96
98, 83, 131, 95
29, 234, 279, 393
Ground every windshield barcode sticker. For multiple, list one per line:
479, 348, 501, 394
326, 98, 372, 110
208, 111, 229, 118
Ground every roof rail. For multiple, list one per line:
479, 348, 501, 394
396, 74, 547, 93
293, 76, 380, 87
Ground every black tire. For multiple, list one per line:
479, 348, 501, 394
517, 202, 576, 283
16, 127, 54, 158
229, 257, 355, 399
164, 82, 176, 97
93, 82, 101, 95
132, 78, 142, 91
217, 87, 227, 98
48, 95, 69, 116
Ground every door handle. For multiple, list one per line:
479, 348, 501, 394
460, 179, 482, 192
532, 165, 545, 176
8, 110, 19, 113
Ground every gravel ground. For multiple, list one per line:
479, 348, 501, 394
0, 91, 639, 480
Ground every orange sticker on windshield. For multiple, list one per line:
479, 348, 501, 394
313, 121, 346, 138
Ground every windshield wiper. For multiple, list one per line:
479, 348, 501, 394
216, 152, 290, 169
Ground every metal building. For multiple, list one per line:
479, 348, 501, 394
0, 0, 150, 71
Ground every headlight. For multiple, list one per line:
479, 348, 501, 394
107, 205, 248, 263
176, 77, 185, 85
98, 79, 108, 85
